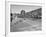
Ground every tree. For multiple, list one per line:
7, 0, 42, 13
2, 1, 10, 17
21, 10, 25, 15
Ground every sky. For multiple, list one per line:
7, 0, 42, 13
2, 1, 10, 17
10, 5, 41, 14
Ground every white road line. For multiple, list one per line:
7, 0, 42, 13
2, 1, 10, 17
22, 20, 32, 25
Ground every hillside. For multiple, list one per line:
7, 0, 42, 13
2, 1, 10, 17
17, 8, 42, 19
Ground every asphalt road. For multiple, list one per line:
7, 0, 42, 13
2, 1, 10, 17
10, 18, 42, 32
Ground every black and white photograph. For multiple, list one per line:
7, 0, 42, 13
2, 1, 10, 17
10, 4, 42, 32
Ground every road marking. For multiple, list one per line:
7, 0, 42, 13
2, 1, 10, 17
22, 19, 32, 25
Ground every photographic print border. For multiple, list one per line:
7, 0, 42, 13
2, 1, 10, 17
5, 1, 45, 36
